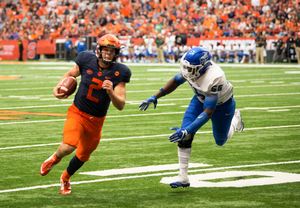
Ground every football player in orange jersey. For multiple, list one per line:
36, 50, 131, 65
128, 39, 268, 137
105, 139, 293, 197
40, 34, 131, 195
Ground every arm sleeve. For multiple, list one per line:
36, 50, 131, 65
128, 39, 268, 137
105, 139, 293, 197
203, 93, 219, 109
185, 94, 219, 133
174, 73, 186, 85
185, 111, 210, 133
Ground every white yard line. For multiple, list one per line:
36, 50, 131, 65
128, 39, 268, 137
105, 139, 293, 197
0, 104, 300, 125
0, 160, 299, 194
0, 124, 299, 151
1, 82, 300, 92
0, 92, 300, 110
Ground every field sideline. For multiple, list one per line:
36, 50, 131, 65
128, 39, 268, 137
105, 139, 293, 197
0, 62, 299, 208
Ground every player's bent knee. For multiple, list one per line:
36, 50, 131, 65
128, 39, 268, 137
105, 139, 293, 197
76, 154, 90, 162
178, 133, 195, 148
213, 132, 228, 146
58, 143, 76, 157
215, 140, 226, 146
214, 138, 227, 146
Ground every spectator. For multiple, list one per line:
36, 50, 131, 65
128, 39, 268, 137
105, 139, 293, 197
133, 42, 142, 62
0, 0, 299, 58
294, 32, 300, 65
286, 32, 295, 63
156, 33, 165, 63
240, 42, 254, 63
76, 36, 86, 54
147, 41, 158, 63
262, 34, 267, 63
65, 35, 73, 62
216, 42, 225, 62
208, 44, 218, 62
165, 32, 176, 63
178, 44, 189, 61
18, 36, 23, 61
255, 32, 265, 64
272, 37, 285, 63
126, 35, 135, 62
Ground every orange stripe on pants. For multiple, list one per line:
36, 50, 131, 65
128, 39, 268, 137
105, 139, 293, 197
63, 104, 106, 162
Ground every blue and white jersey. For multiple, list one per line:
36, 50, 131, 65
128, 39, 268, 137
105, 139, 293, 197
139, 44, 146, 56
242, 44, 253, 55
179, 45, 188, 56
216, 44, 224, 56
165, 36, 175, 53
147, 43, 157, 55
184, 62, 233, 105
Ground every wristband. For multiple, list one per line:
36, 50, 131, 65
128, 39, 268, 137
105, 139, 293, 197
159, 88, 166, 96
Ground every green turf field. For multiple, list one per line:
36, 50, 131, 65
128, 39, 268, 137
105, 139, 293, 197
0, 62, 299, 208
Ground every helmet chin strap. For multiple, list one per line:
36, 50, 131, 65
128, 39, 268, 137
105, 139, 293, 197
99, 57, 113, 65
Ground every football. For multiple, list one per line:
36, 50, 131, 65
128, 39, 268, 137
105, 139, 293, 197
58, 76, 77, 96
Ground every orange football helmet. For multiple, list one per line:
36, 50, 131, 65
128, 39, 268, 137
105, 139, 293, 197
96, 34, 121, 64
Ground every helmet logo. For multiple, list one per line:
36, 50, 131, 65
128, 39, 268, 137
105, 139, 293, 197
199, 53, 209, 65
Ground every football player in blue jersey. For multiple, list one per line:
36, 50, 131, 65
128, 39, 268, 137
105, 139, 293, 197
139, 47, 244, 188
40, 34, 131, 195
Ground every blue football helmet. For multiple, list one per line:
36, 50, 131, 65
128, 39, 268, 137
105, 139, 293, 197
180, 47, 212, 80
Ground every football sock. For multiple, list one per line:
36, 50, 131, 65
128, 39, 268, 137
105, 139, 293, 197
61, 169, 72, 180
227, 114, 239, 141
227, 124, 235, 142
66, 155, 84, 176
53, 153, 62, 163
178, 147, 192, 178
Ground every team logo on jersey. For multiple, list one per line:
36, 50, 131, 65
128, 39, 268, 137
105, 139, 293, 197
98, 71, 102, 76
115, 71, 119, 76
87, 69, 93, 75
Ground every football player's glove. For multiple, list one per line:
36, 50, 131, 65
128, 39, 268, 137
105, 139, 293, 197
169, 127, 188, 143
139, 95, 157, 111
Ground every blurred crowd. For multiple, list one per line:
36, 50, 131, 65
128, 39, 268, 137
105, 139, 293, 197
0, 0, 300, 41
118, 31, 300, 64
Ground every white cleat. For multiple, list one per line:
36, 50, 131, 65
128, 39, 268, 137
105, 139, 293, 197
235, 109, 244, 132
169, 175, 190, 188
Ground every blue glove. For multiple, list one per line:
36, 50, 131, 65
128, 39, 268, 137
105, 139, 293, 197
169, 127, 188, 143
139, 95, 157, 111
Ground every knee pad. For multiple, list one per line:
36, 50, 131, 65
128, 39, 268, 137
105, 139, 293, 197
178, 133, 195, 148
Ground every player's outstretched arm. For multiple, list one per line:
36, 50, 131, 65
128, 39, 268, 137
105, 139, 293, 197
139, 73, 186, 111
169, 94, 219, 143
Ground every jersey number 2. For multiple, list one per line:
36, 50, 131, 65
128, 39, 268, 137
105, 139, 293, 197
87, 78, 103, 102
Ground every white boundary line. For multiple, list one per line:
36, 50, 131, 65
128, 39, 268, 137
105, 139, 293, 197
0, 160, 299, 193
0, 124, 299, 150
1, 83, 300, 92
1, 103, 300, 125
1, 92, 300, 110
